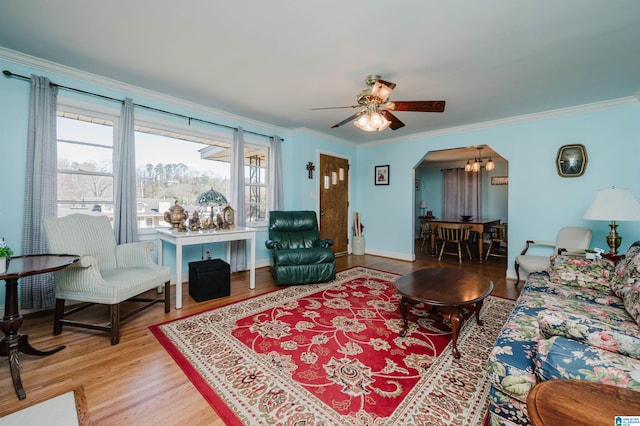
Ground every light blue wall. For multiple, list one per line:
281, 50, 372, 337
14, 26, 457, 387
1, 51, 639, 305
356, 103, 640, 271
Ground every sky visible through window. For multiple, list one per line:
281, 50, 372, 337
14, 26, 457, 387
57, 118, 230, 180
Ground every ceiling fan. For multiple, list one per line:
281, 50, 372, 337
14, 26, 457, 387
312, 74, 446, 132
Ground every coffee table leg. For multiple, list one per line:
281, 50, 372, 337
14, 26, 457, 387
439, 307, 463, 359
399, 297, 409, 337
475, 300, 484, 326
450, 310, 463, 359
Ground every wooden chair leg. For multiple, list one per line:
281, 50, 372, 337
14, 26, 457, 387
110, 304, 120, 345
438, 242, 445, 261
515, 262, 521, 285
485, 242, 493, 260
53, 298, 65, 335
457, 243, 463, 264
164, 281, 171, 313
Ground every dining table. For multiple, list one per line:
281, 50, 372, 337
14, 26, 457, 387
428, 217, 501, 262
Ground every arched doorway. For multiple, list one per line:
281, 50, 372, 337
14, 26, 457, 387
413, 145, 509, 261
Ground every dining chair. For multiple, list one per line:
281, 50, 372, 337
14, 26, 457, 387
485, 223, 508, 260
437, 224, 473, 263
419, 218, 432, 252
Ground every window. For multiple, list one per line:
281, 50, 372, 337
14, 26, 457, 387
56, 104, 271, 229
56, 112, 115, 218
245, 145, 268, 224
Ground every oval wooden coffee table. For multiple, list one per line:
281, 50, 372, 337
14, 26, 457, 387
393, 267, 493, 358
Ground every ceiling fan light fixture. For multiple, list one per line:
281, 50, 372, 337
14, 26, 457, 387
371, 81, 394, 102
370, 112, 385, 126
354, 108, 391, 132
354, 114, 373, 131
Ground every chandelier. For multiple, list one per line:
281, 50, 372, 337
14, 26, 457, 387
353, 104, 391, 132
464, 147, 495, 172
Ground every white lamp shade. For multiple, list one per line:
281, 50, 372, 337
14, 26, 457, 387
420, 200, 427, 209
583, 188, 640, 221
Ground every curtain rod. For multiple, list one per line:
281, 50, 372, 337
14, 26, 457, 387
2, 70, 282, 141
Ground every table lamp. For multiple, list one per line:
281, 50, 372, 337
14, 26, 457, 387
420, 200, 427, 217
582, 187, 640, 254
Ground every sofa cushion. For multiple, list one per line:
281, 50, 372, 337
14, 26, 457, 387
611, 241, 640, 296
622, 279, 640, 326
535, 336, 640, 391
548, 255, 614, 293
537, 311, 640, 359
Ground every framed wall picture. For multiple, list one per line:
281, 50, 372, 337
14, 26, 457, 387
556, 144, 587, 177
375, 165, 390, 185
491, 176, 509, 185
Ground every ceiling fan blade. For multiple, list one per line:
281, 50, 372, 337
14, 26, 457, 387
310, 105, 360, 110
381, 110, 405, 130
385, 100, 446, 112
371, 79, 397, 102
331, 110, 366, 128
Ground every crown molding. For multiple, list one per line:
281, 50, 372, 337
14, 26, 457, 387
360, 96, 640, 148
288, 127, 357, 147
0, 46, 288, 137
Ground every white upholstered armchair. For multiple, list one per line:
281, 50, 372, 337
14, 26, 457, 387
514, 226, 592, 284
44, 214, 170, 344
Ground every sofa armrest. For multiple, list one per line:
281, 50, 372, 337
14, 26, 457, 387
115, 242, 158, 268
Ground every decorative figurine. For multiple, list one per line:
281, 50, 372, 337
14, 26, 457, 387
188, 211, 201, 231
223, 205, 235, 229
163, 200, 188, 232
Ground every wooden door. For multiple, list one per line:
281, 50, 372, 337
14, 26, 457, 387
319, 154, 349, 255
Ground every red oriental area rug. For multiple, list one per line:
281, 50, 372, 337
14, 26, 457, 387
150, 267, 515, 425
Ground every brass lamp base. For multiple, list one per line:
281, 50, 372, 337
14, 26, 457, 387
606, 220, 622, 254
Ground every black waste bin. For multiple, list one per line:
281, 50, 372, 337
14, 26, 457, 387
188, 259, 230, 302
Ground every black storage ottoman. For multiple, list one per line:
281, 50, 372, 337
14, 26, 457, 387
188, 259, 231, 302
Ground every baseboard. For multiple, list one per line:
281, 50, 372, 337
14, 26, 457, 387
363, 248, 414, 262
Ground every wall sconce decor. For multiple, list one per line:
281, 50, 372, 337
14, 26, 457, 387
306, 162, 315, 179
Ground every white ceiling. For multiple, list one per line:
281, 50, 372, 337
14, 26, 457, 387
1, 1, 639, 146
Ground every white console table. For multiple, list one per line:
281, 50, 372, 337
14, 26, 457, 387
156, 227, 257, 309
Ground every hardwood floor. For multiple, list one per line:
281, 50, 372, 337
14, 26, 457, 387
0, 245, 520, 424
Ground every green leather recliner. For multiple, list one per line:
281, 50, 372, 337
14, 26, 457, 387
265, 211, 336, 285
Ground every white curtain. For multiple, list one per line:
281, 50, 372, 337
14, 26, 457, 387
230, 127, 247, 272
268, 135, 284, 212
442, 168, 482, 219
113, 97, 138, 244
21, 75, 58, 309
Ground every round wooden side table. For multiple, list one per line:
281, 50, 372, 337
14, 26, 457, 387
527, 379, 640, 426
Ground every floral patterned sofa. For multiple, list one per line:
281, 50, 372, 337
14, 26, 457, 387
486, 241, 640, 425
